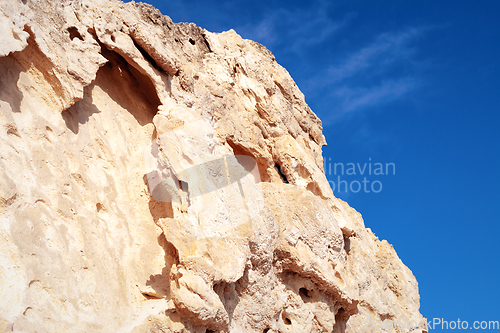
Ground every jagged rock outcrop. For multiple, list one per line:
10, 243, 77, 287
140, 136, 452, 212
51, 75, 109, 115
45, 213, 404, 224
0, 0, 426, 332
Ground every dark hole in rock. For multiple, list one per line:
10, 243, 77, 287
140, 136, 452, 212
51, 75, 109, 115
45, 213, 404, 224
282, 312, 292, 325
189, 38, 196, 45
344, 235, 351, 254
140, 291, 162, 300
299, 287, 312, 301
87, 27, 97, 39
275, 163, 289, 183
179, 180, 189, 193
67, 26, 83, 41
179, 180, 190, 208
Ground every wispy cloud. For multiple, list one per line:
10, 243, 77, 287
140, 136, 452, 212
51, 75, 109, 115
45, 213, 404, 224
229, 0, 429, 122
326, 27, 425, 83
243, 15, 278, 47
306, 26, 430, 121
152, 0, 429, 127
334, 78, 418, 115
235, 1, 352, 52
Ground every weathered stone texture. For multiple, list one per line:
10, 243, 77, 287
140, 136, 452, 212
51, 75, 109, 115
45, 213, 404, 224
0, 0, 425, 332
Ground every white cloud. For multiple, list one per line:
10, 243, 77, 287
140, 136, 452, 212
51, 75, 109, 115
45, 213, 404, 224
333, 77, 418, 116
326, 27, 426, 83
235, 1, 351, 51
242, 14, 278, 47
302, 26, 431, 122
235, 3, 429, 121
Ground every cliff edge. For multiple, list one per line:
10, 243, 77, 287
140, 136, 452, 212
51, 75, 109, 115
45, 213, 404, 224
0, 1, 425, 332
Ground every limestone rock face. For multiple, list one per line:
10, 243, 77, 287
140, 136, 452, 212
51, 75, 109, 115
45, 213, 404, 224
0, 1, 426, 332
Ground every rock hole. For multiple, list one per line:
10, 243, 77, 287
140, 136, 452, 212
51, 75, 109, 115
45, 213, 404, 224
87, 27, 97, 39
179, 180, 189, 196
306, 182, 322, 196
179, 180, 190, 211
21, 0, 27, 4
343, 235, 351, 254
96, 203, 102, 212
263, 329, 270, 333
205, 330, 216, 333
282, 312, 292, 325
275, 163, 289, 183
140, 291, 162, 300
111, 34, 116, 43
67, 26, 83, 41
333, 307, 348, 332
299, 287, 312, 302
189, 38, 196, 45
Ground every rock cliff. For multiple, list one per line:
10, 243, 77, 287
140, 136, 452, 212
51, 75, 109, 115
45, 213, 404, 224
0, 0, 426, 332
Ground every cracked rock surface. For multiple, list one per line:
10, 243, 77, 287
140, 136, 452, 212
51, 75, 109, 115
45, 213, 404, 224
0, 0, 425, 332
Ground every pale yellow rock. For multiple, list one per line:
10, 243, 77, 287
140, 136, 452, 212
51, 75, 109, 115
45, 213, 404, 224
0, 5, 30, 57
0, 0, 426, 332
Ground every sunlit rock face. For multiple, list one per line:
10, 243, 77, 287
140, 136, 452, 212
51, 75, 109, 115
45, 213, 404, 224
0, 1, 426, 332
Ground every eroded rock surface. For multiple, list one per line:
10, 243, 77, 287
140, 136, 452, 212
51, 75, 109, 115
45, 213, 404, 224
0, 0, 426, 332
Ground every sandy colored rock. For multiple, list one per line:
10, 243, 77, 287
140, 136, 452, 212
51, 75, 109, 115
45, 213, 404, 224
0, 0, 426, 332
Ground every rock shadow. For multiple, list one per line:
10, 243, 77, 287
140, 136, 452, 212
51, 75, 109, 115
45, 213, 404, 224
0, 27, 66, 115
213, 279, 240, 324
142, 232, 178, 299
143, 174, 175, 224
62, 84, 100, 134
62, 44, 161, 134
0, 55, 23, 113
97, 46, 160, 127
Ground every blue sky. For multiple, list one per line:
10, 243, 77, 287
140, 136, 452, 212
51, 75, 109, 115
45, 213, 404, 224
131, 0, 500, 329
